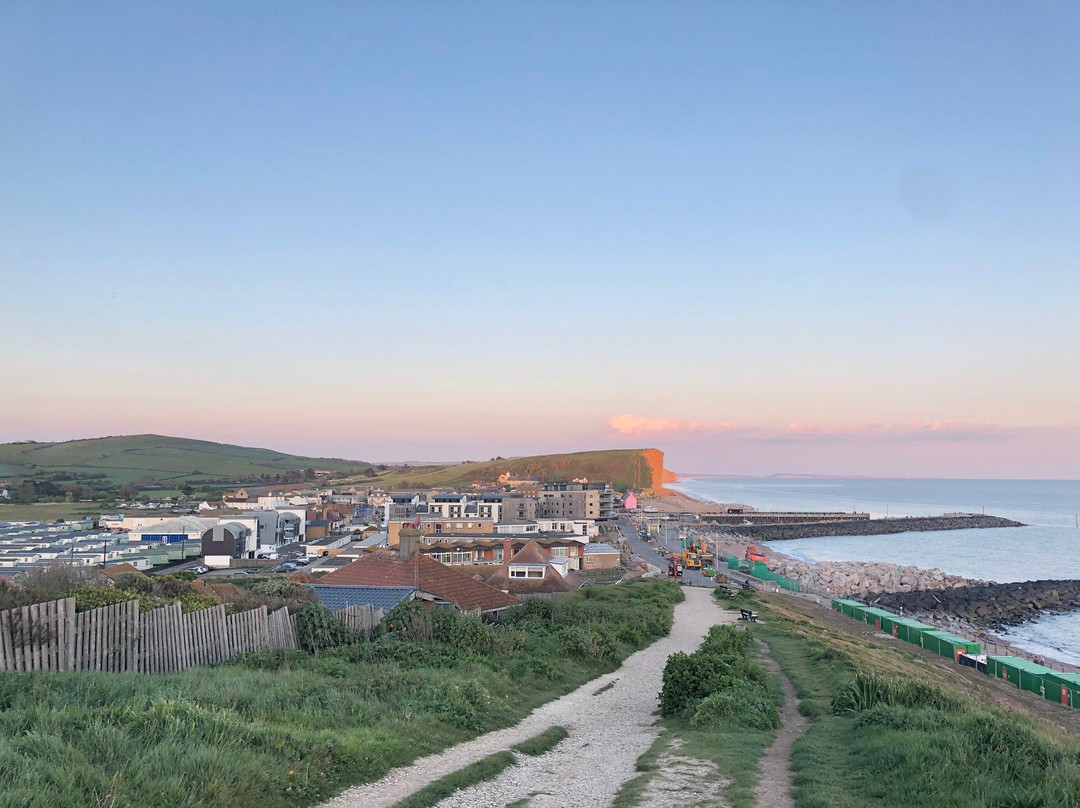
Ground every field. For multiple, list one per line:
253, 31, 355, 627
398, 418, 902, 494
336, 449, 656, 493
0, 502, 103, 522
0, 435, 370, 488
1, 437, 658, 500
0, 580, 684, 808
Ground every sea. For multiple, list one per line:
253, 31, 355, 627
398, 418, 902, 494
669, 477, 1080, 664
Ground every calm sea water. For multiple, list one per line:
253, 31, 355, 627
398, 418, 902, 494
670, 477, 1080, 664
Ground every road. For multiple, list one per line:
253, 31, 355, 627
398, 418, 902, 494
614, 519, 716, 587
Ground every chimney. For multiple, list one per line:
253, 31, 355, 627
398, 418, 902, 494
399, 528, 421, 560
503, 537, 512, 564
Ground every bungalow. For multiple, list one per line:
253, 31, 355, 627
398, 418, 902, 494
317, 532, 517, 614
485, 541, 583, 597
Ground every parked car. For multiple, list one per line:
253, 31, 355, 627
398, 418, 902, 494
191, 565, 210, 575
270, 562, 298, 573
240, 568, 261, 574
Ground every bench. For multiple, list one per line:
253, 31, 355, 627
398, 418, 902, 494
739, 608, 758, 622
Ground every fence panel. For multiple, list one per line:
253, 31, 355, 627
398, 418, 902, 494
333, 604, 382, 634
0, 597, 372, 675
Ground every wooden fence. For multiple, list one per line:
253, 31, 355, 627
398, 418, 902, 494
0, 598, 382, 674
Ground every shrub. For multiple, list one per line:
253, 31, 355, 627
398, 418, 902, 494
690, 680, 780, 730
64, 586, 163, 613
296, 602, 358, 653
178, 593, 220, 613
558, 625, 617, 661
431, 609, 490, 654
419, 678, 492, 730
382, 600, 435, 644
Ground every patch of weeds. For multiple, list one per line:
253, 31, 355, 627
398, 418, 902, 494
593, 680, 616, 696
390, 751, 517, 808
512, 726, 568, 757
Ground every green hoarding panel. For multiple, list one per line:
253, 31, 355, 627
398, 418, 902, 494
896, 620, 935, 645
920, 631, 944, 655
1041, 672, 1080, 707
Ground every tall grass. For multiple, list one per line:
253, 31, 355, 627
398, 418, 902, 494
0, 580, 683, 808
755, 608, 1080, 808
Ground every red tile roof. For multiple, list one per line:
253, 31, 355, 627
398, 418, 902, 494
484, 540, 581, 595
318, 552, 518, 613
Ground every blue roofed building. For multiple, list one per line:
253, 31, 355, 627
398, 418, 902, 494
307, 584, 440, 612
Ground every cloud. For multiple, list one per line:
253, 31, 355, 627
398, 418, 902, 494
607, 415, 1014, 443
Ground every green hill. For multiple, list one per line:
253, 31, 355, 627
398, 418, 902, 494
340, 449, 659, 493
0, 434, 370, 488
0, 436, 663, 508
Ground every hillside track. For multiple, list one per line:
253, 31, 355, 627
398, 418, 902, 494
319, 587, 735, 808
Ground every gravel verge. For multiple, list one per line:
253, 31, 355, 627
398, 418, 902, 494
319, 587, 735, 808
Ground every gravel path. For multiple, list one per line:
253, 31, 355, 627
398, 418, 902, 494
319, 587, 735, 808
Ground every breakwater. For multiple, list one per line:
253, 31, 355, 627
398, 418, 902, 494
723, 514, 1022, 541
871, 580, 1080, 629
767, 558, 974, 599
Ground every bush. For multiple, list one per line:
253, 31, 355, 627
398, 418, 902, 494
431, 609, 490, 654
558, 625, 617, 661
690, 680, 780, 730
64, 586, 163, 613
659, 625, 773, 720
296, 602, 358, 653
178, 593, 220, 613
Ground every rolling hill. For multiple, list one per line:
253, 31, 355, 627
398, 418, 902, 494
0, 435, 370, 487
338, 448, 671, 493
0, 435, 670, 495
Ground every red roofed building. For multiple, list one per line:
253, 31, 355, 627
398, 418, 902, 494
318, 546, 518, 614
485, 540, 583, 597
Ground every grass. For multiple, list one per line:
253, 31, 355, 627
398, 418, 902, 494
389, 750, 517, 808
0, 434, 369, 488
610, 730, 672, 808
593, 680, 616, 696
0, 580, 684, 808
511, 725, 569, 756
613, 609, 783, 808
750, 596, 1080, 808
0, 502, 102, 522
335, 449, 653, 492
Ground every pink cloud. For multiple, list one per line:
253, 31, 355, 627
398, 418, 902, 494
607, 415, 1014, 443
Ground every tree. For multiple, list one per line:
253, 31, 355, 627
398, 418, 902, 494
118, 484, 138, 500
15, 481, 36, 503
180, 484, 195, 497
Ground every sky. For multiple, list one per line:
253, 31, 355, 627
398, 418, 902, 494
1, 2, 1078, 478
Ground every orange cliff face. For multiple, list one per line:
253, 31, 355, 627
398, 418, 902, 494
640, 448, 678, 494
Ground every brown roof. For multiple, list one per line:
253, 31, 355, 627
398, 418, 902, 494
319, 552, 518, 613
100, 563, 143, 581
289, 571, 320, 584
190, 580, 242, 603
485, 540, 581, 595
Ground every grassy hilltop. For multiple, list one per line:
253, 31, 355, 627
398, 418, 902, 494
0, 435, 369, 488
344, 448, 659, 493
0, 437, 665, 518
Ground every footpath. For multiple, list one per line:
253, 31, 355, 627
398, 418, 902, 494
319, 587, 735, 808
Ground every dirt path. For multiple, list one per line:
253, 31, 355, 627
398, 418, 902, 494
753, 641, 810, 808
319, 587, 735, 808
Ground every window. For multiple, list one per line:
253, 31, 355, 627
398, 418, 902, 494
510, 567, 527, 578
527, 568, 544, 578
550, 547, 568, 558
452, 550, 471, 564
431, 552, 451, 563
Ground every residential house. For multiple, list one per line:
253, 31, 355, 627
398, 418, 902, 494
484, 540, 583, 596
317, 534, 518, 614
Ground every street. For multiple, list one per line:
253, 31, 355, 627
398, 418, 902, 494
614, 519, 716, 587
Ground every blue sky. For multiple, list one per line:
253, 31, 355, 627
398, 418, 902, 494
2, 2, 1078, 476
